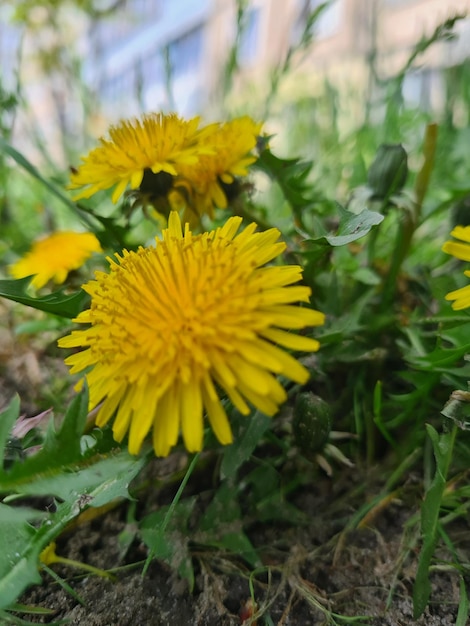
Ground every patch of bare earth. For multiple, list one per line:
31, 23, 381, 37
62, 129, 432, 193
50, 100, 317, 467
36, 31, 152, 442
17, 465, 465, 626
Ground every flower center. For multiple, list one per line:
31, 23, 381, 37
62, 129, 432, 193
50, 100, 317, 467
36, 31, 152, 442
139, 169, 174, 199
218, 177, 241, 203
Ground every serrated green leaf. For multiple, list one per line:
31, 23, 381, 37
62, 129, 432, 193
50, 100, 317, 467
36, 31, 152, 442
0, 388, 89, 490
0, 395, 21, 468
85, 453, 146, 507
0, 388, 146, 503
0, 450, 146, 610
0, 277, 89, 318
307, 206, 384, 247
254, 148, 319, 214
408, 342, 470, 372
0, 446, 144, 503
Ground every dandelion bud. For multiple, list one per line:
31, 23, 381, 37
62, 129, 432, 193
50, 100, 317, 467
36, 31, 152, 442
293, 392, 331, 458
367, 144, 408, 200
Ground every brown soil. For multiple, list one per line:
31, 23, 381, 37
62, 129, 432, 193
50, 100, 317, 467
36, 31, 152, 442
17, 460, 466, 626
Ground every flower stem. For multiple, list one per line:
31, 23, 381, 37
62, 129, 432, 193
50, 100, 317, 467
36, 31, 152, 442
142, 452, 200, 576
382, 123, 438, 304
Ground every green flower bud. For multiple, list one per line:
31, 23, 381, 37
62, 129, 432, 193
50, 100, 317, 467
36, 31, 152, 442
367, 144, 408, 200
293, 392, 332, 458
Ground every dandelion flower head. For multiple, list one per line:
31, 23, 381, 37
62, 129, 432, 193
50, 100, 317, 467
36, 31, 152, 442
9, 231, 102, 289
69, 113, 204, 203
179, 116, 263, 217
443, 225, 470, 310
59, 212, 324, 457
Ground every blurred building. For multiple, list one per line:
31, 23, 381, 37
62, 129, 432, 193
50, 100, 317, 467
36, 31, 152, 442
86, 0, 211, 118
84, 0, 470, 119
0, 0, 469, 159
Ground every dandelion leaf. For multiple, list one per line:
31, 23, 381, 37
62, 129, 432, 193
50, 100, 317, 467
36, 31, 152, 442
0, 277, 89, 318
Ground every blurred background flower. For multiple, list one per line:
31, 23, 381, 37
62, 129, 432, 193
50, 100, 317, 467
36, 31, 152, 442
68, 113, 205, 203
9, 231, 102, 289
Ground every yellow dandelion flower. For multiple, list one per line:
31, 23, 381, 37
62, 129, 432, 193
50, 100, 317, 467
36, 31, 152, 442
69, 113, 205, 204
179, 116, 262, 218
9, 231, 102, 289
59, 212, 324, 457
442, 226, 470, 310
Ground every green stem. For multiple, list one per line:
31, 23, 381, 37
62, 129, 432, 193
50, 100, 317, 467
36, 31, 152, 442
54, 555, 116, 581
160, 453, 200, 536
382, 123, 438, 304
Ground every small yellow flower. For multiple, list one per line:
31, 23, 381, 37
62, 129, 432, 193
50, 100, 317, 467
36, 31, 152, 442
59, 212, 324, 457
9, 231, 102, 289
69, 113, 205, 203
443, 226, 470, 310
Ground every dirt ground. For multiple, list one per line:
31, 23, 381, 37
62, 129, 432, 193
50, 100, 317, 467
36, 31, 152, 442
17, 459, 466, 626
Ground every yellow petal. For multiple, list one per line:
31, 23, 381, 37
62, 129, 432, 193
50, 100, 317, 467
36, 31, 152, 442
181, 378, 204, 452
442, 241, 470, 262
261, 327, 321, 352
